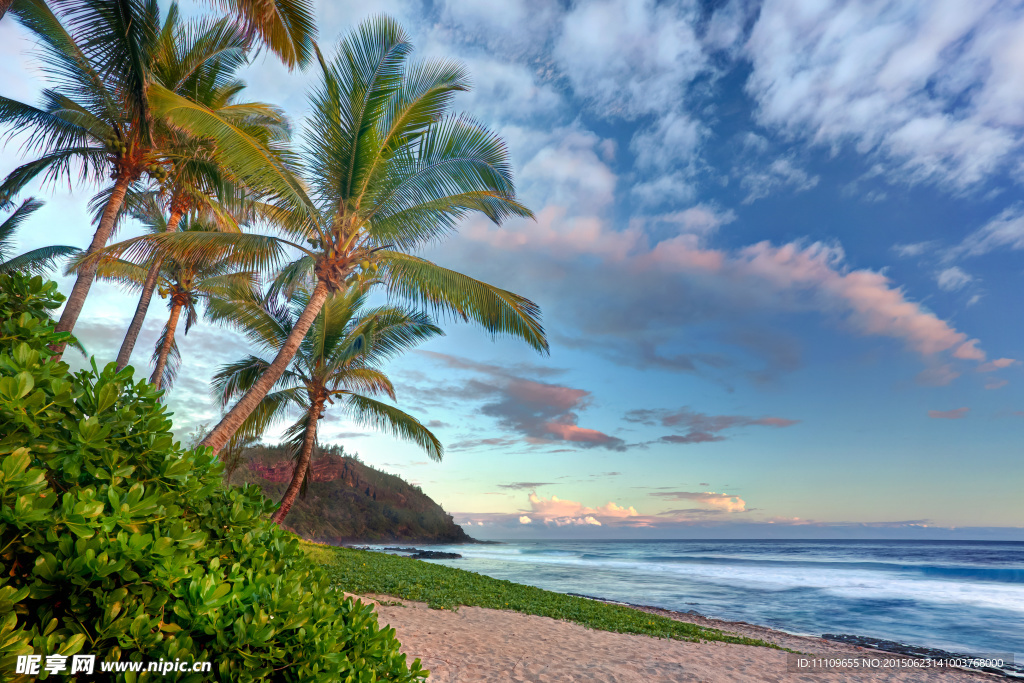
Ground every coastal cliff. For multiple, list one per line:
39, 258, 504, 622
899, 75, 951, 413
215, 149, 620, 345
229, 445, 474, 544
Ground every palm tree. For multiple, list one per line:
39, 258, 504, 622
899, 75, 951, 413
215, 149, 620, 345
210, 284, 443, 523
1, 0, 298, 359
89, 210, 255, 391
1, 0, 164, 357
114, 4, 291, 372
0, 197, 79, 273
98, 16, 548, 455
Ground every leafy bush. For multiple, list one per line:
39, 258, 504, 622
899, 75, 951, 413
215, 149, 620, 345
0, 273, 427, 682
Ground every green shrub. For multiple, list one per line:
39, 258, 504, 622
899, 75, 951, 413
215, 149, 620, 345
0, 273, 427, 682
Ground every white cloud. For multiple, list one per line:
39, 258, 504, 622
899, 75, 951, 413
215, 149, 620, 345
892, 241, 939, 258
745, 0, 1024, 190
634, 204, 737, 239
952, 204, 1024, 258
935, 266, 973, 292
518, 515, 532, 524
553, 0, 708, 119
526, 492, 638, 526
740, 156, 820, 204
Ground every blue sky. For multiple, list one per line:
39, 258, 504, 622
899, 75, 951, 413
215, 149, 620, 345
2, 0, 1023, 539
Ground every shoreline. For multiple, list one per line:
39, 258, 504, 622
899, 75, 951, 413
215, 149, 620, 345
564, 592, 1022, 679
344, 544, 1021, 677
365, 594, 1007, 682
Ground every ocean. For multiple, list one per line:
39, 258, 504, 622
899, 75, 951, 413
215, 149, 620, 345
374, 539, 1024, 658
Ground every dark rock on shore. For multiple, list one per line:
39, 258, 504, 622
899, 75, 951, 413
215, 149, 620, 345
376, 546, 463, 559
410, 550, 462, 559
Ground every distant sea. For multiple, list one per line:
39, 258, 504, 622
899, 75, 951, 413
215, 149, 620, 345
372, 539, 1024, 658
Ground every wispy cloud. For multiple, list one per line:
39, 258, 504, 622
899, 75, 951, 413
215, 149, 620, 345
928, 407, 970, 419
625, 407, 798, 444
649, 491, 747, 513
417, 352, 626, 450
745, 0, 1024, 190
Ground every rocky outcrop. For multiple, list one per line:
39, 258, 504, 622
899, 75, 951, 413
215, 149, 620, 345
233, 450, 474, 544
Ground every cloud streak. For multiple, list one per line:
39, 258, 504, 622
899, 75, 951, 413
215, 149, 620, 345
626, 407, 798, 444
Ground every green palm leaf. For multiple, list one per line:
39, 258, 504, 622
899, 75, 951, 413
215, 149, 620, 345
343, 393, 442, 462
380, 251, 547, 353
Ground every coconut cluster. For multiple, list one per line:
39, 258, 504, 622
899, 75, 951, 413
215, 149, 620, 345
146, 162, 169, 182
102, 135, 127, 155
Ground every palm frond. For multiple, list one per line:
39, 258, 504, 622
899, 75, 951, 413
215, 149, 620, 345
215, 0, 316, 69
150, 322, 182, 391
0, 147, 107, 204
380, 251, 548, 353
343, 393, 442, 461
329, 366, 395, 399
0, 245, 81, 275
0, 197, 44, 253
231, 387, 305, 442
148, 82, 312, 216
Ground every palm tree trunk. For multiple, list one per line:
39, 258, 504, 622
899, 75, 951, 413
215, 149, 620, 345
201, 279, 330, 455
52, 174, 132, 359
115, 210, 183, 372
152, 301, 182, 391
271, 402, 320, 524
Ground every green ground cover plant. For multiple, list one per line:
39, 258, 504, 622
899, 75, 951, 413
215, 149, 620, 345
306, 543, 780, 649
0, 272, 426, 682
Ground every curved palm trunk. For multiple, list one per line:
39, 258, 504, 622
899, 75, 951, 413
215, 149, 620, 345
115, 210, 183, 372
201, 279, 330, 454
0, 0, 12, 22
271, 401, 321, 525
52, 174, 132, 359
152, 301, 183, 391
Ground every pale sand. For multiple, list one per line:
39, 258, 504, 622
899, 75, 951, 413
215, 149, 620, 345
350, 594, 997, 683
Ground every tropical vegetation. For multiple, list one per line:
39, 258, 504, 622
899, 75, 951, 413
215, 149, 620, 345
95, 16, 544, 458
86, 204, 257, 391
210, 285, 444, 523
0, 271, 427, 681
0, 1, 552, 676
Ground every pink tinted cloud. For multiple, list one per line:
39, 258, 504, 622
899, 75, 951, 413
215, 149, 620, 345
542, 421, 618, 445
978, 358, 1019, 372
466, 210, 990, 370
928, 407, 970, 419
526, 492, 639, 525
650, 491, 747, 513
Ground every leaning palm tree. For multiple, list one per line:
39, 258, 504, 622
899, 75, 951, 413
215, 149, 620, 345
1, 0, 299, 359
0, 197, 79, 273
1, 0, 164, 357
210, 284, 443, 523
97, 16, 548, 455
88, 212, 256, 391
114, 4, 291, 372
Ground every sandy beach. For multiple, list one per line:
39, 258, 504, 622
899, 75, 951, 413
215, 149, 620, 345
355, 594, 997, 683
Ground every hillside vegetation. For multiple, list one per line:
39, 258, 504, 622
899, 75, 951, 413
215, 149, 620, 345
229, 444, 474, 544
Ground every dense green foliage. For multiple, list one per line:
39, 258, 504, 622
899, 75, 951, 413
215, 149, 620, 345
0, 272, 427, 682
230, 445, 473, 544
308, 543, 779, 649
